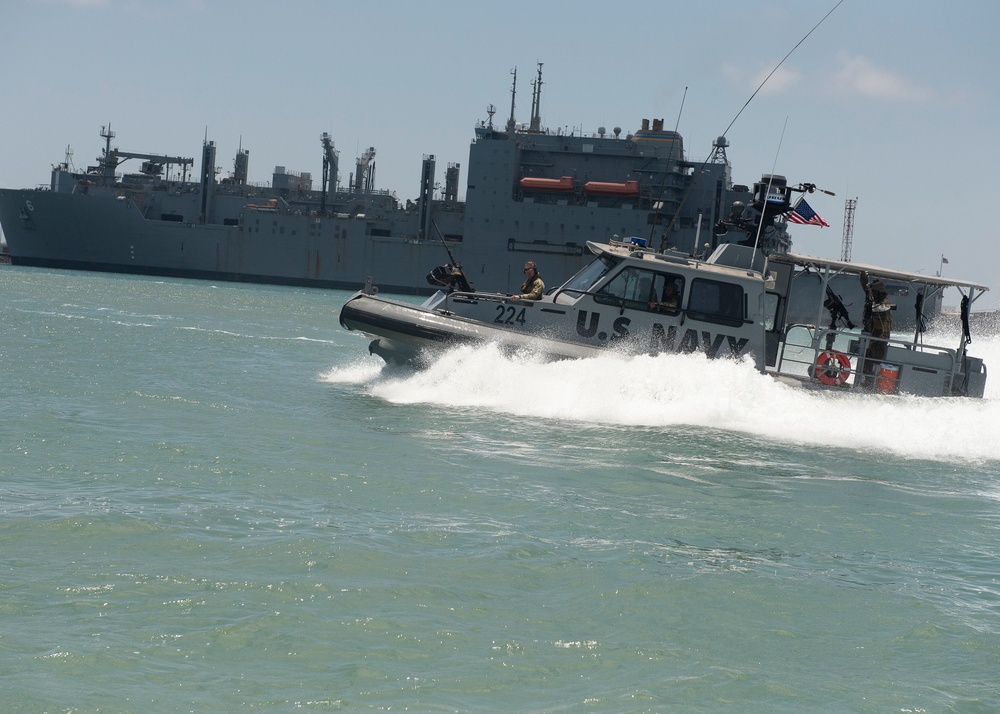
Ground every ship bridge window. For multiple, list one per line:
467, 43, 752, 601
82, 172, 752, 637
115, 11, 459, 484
687, 278, 745, 327
594, 267, 685, 314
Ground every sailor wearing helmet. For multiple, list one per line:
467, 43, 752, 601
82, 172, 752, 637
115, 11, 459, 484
860, 271, 893, 387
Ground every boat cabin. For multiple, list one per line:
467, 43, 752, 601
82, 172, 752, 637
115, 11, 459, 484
429, 238, 768, 367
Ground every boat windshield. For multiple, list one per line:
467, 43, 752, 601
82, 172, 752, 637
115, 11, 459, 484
560, 255, 618, 296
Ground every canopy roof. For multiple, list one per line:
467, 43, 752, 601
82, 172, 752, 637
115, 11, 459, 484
771, 252, 990, 292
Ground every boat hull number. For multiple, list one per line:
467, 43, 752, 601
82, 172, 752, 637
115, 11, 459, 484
495, 305, 527, 326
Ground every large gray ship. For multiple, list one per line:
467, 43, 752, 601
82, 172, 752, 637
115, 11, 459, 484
0, 66, 777, 288
0, 66, 938, 327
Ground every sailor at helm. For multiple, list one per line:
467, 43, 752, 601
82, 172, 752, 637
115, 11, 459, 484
649, 281, 680, 313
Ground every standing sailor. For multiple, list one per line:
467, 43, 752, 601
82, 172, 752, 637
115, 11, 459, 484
859, 271, 892, 389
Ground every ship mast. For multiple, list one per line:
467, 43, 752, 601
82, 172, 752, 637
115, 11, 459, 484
841, 197, 856, 261
506, 67, 517, 133
99, 124, 116, 186
62, 145, 75, 172
529, 62, 543, 132
320, 132, 339, 214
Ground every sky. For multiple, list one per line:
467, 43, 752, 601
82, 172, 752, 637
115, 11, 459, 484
3, 0, 999, 308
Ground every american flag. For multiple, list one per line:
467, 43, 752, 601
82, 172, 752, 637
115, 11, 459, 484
787, 198, 830, 227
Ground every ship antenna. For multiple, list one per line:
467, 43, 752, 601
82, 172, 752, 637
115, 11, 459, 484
100, 123, 115, 156
647, 86, 687, 244
751, 116, 789, 267
675, 86, 687, 133
721, 0, 842, 139
529, 62, 543, 132
658, 0, 842, 252
506, 67, 517, 133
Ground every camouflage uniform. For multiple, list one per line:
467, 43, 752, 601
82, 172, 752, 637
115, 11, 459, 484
860, 272, 893, 383
652, 284, 680, 313
519, 274, 544, 300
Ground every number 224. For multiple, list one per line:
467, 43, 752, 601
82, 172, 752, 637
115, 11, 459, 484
494, 305, 526, 326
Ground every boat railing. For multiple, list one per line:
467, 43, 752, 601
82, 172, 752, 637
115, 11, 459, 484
775, 325, 962, 395
442, 287, 588, 311
441, 290, 513, 309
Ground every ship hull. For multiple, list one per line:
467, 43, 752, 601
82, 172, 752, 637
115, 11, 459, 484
339, 291, 606, 365
0, 104, 749, 298
0, 188, 460, 294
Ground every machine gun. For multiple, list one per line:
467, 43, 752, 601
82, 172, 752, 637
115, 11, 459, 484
425, 221, 474, 293
822, 286, 855, 350
824, 286, 855, 330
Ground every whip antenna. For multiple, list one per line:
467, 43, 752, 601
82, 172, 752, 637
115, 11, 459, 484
647, 86, 687, 244
752, 116, 789, 265
658, 0, 842, 252
721, 0, 843, 140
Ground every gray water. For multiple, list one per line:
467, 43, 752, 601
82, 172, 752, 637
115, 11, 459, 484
2, 265, 999, 712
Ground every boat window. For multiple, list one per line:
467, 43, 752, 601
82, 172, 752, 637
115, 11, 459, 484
647, 272, 684, 315
594, 267, 639, 307
687, 277, 745, 327
561, 255, 618, 296
763, 292, 780, 331
593, 267, 685, 312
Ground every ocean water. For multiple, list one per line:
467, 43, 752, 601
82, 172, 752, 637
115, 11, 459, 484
2, 264, 999, 713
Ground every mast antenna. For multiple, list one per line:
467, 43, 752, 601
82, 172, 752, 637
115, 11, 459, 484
506, 67, 517, 132
658, 0, 842, 251
720, 0, 843, 140
100, 124, 115, 156
529, 62, 543, 132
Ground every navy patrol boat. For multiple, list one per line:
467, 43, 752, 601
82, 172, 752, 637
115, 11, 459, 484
340, 175, 989, 398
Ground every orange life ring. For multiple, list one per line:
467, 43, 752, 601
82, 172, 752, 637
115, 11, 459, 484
813, 350, 851, 386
